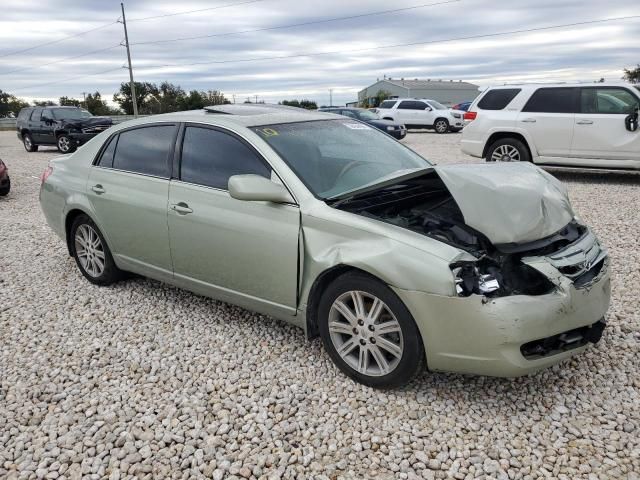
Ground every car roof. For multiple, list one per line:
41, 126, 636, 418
140, 104, 332, 127
483, 82, 635, 90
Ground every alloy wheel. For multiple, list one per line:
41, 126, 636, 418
58, 136, 70, 153
435, 120, 448, 133
491, 144, 521, 162
24, 137, 32, 150
328, 290, 404, 377
74, 224, 106, 277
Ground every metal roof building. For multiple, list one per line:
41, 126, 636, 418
358, 78, 480, 107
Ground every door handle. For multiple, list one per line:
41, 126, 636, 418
576, 119, 593, 125
91, 184, 105, 194
170, 202, 193, 214
520, 118, 537, 123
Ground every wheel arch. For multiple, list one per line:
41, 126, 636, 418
483, 131, 534, 160
305, 264, 384, 340
64, 208, 113, 258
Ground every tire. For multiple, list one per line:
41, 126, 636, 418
318, 271, 425, 388
0, 179, 9, 196
70, 214, 123, 286
433, 118, 449, 134
486, 137, 531, 163
57, 135, 77, 154
23, 133, 38, 152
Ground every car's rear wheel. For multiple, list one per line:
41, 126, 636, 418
318, 272, 424, 388
70, 215, 123, 285
486, 138, 531, 162
57, 135, 77, 154
0, 179, 10, 196
434, 118, 449, 134
23, 133, 38, 152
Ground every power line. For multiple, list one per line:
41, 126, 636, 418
127, 0, 268, 22
11, 67, 125, 92
131, 0, 461, 46
0, 21, 119, 59
0, 44, 122, 76
138, 15, 640, 69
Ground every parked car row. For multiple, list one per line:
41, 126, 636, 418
317, 107, 407, 139
376, 98, 464, 133
462, 82, 640, 170
16, 106, 113, 154
39, 104, 610, 388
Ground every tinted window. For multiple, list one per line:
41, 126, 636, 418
522, 88, 578, 114
41, 109, 53, 121
379, 100, 396, 109
341, 110, 357, 118
17, 108, 31, 121
96, 135, 118, 168
30, 108, 42, 121
580, 87, 639, 114
477, 89, 521, 110
180, 127, 271, 190
398, 101, 427, 110
112, 125, 175, 177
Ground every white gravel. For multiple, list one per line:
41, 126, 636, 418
1, 129, 639, 479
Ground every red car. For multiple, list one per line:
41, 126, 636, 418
0, 158, 10, 196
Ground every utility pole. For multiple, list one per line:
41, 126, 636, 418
120, 3, 138, 117
329, 88, 333, 107
82, 92, 87, 108
254, 95, 258, 104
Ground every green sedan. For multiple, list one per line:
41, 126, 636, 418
40, 105, 610, 388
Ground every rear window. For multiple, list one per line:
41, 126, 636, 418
522, 87, 578, 114
379, 100, 396, 109
112, 125, 176, 177
17, 108, 31, 121
477, 89, 521, 110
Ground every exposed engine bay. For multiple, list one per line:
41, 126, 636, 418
329, 170, 596, 298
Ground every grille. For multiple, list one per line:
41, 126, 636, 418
546, 229, 607, 284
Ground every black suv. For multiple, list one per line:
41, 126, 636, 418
16, 106, 113, 153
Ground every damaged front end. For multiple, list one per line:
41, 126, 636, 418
329, 167, 606, 299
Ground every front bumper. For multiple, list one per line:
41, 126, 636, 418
393, 257, 610, 377
390, 128, 407, 139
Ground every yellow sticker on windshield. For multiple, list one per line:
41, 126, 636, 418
259, 128, 279, 137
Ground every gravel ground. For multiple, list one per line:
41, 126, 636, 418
1, 129, 639, 480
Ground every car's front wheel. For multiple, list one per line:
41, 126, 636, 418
434, 118, 449, 134
23, 133, 38, 152
318, 272, 424, 388
57, 135, 77, 153
486, 138, 531, 163
70, 214, 123, 285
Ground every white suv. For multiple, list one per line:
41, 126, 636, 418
461, 82, 640, 170
377, 98, 464, 133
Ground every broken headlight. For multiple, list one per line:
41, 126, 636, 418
452, 262, 502, 297
451, 259, 556, 298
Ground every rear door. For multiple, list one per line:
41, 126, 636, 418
87, 123, 178, 280
572, 86, 640, 161
167, 124, 300, 317
28, 108, 44, 142
396, 100, 431, 126
517, 87, 578, 157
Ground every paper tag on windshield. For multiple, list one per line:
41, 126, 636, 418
344, 123, 371, 130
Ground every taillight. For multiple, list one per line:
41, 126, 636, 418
464, 111, 477, 121
40, 165, 53, 185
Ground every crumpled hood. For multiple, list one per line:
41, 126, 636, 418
59, 116, 113, 129
433, 162, 574, 245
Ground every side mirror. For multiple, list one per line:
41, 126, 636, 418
41, 116, 52, 123
625, 108, 639, 132
425, 106, 432, 111
228, 174, 294, 204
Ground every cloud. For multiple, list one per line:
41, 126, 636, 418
1, 0, 638, 106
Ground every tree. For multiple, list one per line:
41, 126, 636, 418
0, 89, 30, 117
113, 81, 158, 115
203, 90, 230, 106
280, 99, 317, 110
85, 92, 121, 116
33, 100, 57, 106
623, 65, 640, 83
59, 96, 81, 107
372, 89, 392, 108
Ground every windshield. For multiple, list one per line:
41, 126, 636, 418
253, 119, 430, 199
427, 100, 448, 110
355, 110, 379, 120
52, 108, 93, 120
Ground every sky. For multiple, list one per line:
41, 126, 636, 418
0, 0, 639, 107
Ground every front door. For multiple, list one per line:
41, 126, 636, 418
572, 86, 640, 161
87, 123, 178, 280
517, 87, 578, 157
168, 124, 300, 318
